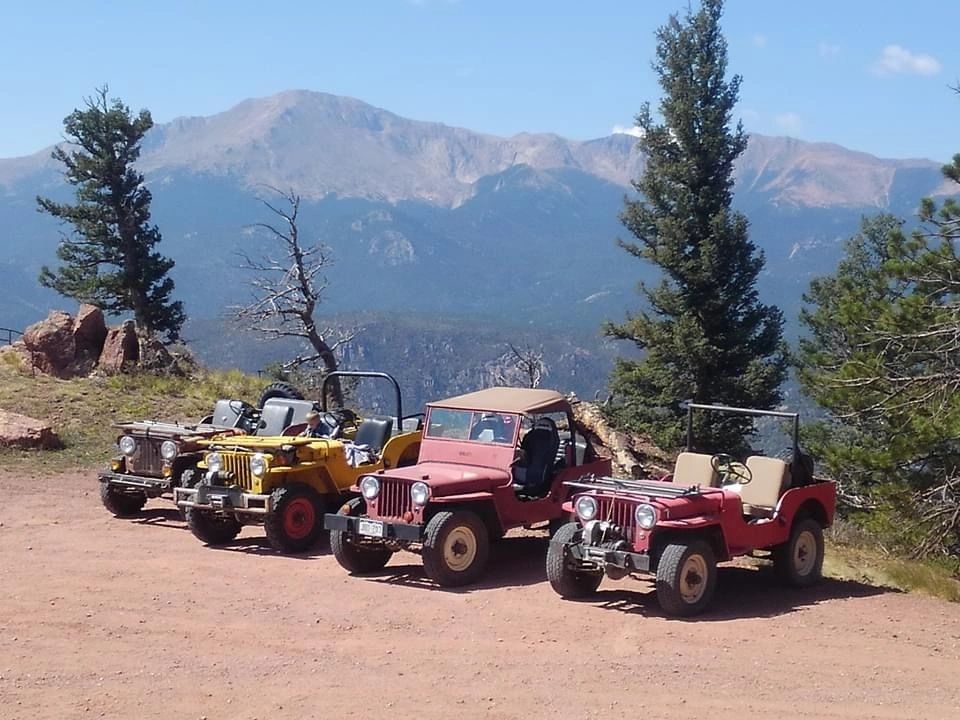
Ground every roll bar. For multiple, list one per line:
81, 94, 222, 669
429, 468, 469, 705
322, 371, 402, 422
682, 401, 800, 460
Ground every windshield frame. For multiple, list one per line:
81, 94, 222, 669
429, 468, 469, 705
423, 407, 521, 447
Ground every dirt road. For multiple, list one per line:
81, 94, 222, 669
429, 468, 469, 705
1, 471, 959, 720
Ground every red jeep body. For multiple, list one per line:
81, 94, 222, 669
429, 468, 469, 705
324, 387, 611, 586
547, 403, 837, 616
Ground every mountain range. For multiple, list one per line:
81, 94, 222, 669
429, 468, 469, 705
0, 90, 953, 400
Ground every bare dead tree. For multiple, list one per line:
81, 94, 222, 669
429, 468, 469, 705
492, 343, 547, 389
235, 187, 353, 406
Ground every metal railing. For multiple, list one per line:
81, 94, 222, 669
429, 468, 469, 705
0, 327, 22, 346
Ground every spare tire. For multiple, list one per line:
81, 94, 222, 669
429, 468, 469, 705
258, 381, 304, 408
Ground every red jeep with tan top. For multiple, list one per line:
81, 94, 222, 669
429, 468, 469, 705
324, 387, 611, 586
546, 402, 836, 616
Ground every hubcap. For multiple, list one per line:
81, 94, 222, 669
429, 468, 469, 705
679, 553, 708, 604
793, 530, 817, 576
283, 497, 316, 540
443, 526, 478, 572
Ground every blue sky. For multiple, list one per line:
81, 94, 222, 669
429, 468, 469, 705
2, 0, 957, 160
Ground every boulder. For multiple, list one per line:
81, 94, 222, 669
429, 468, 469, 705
140, 336, 184, 376
73, 304, 107, 361
0, 409, 61, 450
22, 310, 76, 377
99, 320, 140, 372
0, 341, 31, 370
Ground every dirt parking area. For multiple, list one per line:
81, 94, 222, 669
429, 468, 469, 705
1, 471, 959, 720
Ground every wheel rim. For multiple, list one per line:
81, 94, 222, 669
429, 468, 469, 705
679, 553, 709, 604
443, 525, 478, 572
282, 497, 316, 540
793, 530, 818, 576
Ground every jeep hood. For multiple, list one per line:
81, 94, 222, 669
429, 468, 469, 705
380, 462, 511, 495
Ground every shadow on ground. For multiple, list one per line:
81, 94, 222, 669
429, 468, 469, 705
582, 564, 898, 621
364, 534, 551, 592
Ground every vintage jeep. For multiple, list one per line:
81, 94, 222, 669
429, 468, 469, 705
174, 372, 423, 554
96, 382, 309, 517
546, 402, 837, 617
324, 387, 612, 586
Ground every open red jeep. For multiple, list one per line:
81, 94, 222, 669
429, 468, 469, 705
324, 387, 611, 586
546, 402, 836, 616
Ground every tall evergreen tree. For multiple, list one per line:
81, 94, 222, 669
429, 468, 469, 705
38, 87, 184, 341
605, 0, 786, 451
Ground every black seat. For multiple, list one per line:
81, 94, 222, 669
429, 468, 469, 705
513, 418, 560, 497
470, 414, 506, 442
353, 416, 394, 455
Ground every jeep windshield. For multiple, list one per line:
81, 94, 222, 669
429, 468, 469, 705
425, 408, 519, 445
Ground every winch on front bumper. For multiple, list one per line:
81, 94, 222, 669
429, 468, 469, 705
323, 513, 424, 542
174, 471, 272, 515
558, 520, 651, 574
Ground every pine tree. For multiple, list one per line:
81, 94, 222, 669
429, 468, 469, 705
37, 87, 184, 341
605, 0, 786, 451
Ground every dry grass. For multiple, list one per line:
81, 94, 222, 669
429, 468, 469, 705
0, 359, 268, 473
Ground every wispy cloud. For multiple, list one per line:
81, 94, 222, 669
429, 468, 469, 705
752, 33, 768, 48
774, 112, 803, 134
818, 41, 841, 59
872, 44, 941, 77
611, 124, 644, 138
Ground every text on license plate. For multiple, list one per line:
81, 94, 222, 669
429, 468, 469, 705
357, 519, 385, 537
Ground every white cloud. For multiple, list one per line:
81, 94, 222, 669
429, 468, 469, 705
774, 112, 803, 134
611, 124, 644, 138
872, 44, 941, 77
818, 41, 841, 59
752, 33, 768, 48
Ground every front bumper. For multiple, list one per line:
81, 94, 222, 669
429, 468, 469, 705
174, 483, 272, 515
99, 471, 171, 495
559, 540, 651, 573
324, 513, 424, 542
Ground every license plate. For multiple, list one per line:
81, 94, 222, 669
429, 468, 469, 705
357, 519, 385, 538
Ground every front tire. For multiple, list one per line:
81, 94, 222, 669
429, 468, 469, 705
264, 485, 325, 553
422, 510, 490, 587
185, 508, 241, 546
655, 540, 718, 617
330, 498, 394, 573
773, 517, 824, 587
99, 482, 147, 517
546, 522, 603, 598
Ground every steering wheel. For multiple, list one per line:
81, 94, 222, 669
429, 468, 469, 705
710, 453, 753, 485
321, 411, 342, 439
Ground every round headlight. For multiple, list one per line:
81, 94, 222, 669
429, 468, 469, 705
410, 481, 430, 506
250, 453, 267, 477
575, 495, 598, 522
206, 452, 223, 474
635, 503, 657, 530
360, 475, 380, 500
119, 435, 137, 456
160, 440, 178, 461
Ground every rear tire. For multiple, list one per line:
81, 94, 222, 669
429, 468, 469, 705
330, 498, 394, 573
185, 508, 241, 546
99, 482, 147, 517
258, 381, 304, 408
773, 517, 824, 587
546, 522, 603, 598
264, 485, 325, 554
655, 540, 718, 617
422, 510, 490, 587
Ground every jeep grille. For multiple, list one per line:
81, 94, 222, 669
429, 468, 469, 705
219, 453, 254, 492
375, 478, 412, 520
595, 496, 635, 542
129, 439, 164, 476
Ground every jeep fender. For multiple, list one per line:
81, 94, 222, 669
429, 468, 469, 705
427, 492, 503, 538
650, 519, 729, 565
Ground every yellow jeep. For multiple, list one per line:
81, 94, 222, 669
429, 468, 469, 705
174, 372, 423, 553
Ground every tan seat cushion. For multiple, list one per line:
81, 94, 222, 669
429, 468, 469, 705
673, 452, 720, 487
730, 456, 791, 517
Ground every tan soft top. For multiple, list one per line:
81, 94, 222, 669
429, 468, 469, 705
431, 387, 568, 415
